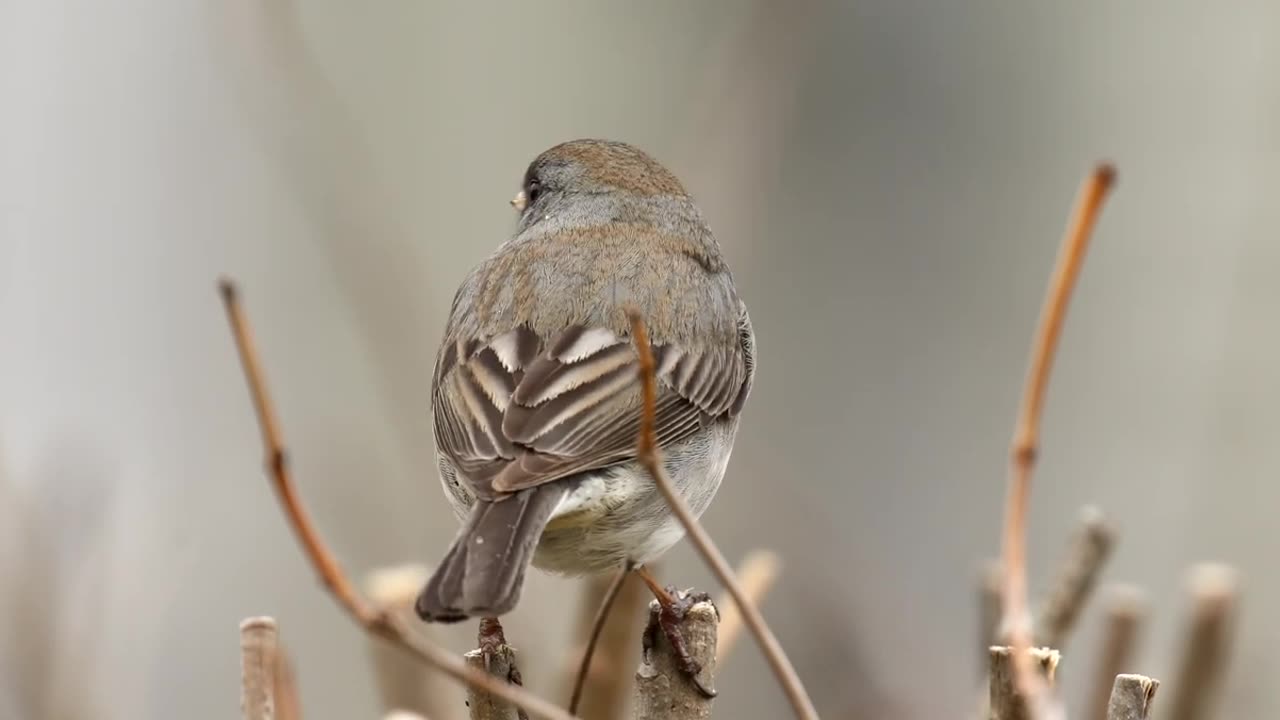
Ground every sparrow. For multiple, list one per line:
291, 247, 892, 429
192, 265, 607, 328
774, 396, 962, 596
415, 140, 756, 677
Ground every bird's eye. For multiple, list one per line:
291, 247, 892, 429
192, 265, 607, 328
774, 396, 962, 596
526, 179, 542, 203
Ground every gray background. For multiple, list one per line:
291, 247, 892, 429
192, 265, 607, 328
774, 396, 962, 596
3, 1, 1278, 718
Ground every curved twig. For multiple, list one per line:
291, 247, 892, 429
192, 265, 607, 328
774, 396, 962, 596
627, 311, 818, 720
1000, 164, 1116, 708
219, 279, 577, 720
566, 565, 631, 715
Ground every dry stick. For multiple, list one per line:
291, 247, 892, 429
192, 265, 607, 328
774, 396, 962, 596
1035, 506, 1116, 651
999, 164, 1117, 710
218, 280, 577, 720
565, 567, 633, 717
1085, 586, 1147, 720
241, 616, 280, 720
634, 597, 720, 720
464, 619, 526, 720
1105, 674, 1159, 720
988, 646, 1060, 720
365, 564, 456, 720
628, 312, 818, 720
715, 549, 781, 666
465, 647, 521, 720
1166, 564, 1239, 720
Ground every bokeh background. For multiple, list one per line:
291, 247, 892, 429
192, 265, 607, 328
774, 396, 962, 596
3, 2, 1279, 718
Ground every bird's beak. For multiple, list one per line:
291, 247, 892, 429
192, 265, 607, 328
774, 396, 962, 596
510, 190, 528, 211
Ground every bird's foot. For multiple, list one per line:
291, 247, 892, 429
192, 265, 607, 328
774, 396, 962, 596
642, 586, 718, 698
478, 617, 529, 719
478, 617, 522, 684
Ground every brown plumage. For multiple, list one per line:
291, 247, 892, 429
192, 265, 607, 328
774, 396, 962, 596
416, 139, 755, 622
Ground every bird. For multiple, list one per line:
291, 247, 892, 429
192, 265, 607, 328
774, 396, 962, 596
415, 139, 755, 689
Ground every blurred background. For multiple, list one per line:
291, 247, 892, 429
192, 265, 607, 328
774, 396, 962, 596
2, 1, 1278, 718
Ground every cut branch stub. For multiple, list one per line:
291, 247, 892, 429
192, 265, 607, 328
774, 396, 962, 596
464, 639, 525, 720
634, 598, 719, 720
988, 645, 1061, 720
1106, 674, 1159, 720
240, 616, 279, 720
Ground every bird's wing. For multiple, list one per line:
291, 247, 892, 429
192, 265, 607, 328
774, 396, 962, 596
431, 306, 755, 499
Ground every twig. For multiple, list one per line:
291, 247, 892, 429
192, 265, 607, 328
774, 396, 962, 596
1166, 564, 1239, 720
1106, 674, 1159, 720
273, 642, 302, 720
564, 566, 639, 718
999, 164, 1117, 709
628, 312, 818, 720
219, 279, 577, 720
365, 564, 456, 720
987, 646, 1060, 720
715, 550, 782, 666
241, 616, 280, 720
1035, 506, 1116, 650
1086, 586, 1147, 720
465, 619, 525, 720
634, 596, 719, 720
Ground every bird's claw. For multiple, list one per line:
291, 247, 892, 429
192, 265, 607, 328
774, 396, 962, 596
642, 587, 718, 699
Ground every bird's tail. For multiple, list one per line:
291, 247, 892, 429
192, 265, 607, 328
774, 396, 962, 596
415, 485, 566, 622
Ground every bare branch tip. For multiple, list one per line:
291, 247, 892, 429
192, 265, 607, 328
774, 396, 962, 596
218, 276, 239, 303
220, 278, 577, 720
1095, 162, 1118, 187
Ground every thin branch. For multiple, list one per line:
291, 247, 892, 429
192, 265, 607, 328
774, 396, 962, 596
633, 596, 719, 720
1086, 586, 1147, 720
627, 311, 818, 720
1106, 674, 1159, 720
565, 566, 631, 716
1000, 164, 1117, 708
241, 616, 280, 720
273, 642, 302, 720
365, 564, 456, 720
1035, 506, 1116, 650
714, 549, 782, 666
1166, 564, 1239, 720
219, 279, 577, 720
